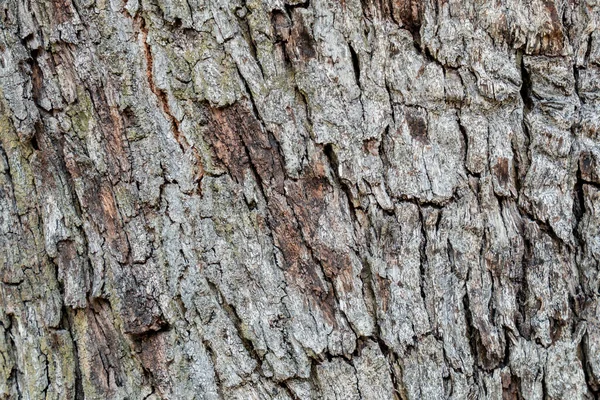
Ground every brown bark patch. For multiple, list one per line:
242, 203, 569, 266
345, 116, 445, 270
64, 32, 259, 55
137, 332, 171, 397
405, 107, 429, 144
287, 173, 355, 294
360, 0, 422, 37
51, 0, 75, 24
501, 371, 522, 400
493, 157, 512, 190
271, 10, 291, 42
208, 107, 251, 183
285, 13, 317, 62
120, 282, 168, 335
81, 300, 128, 395
206, 103, 340, 324
580, 151, 598, 183
376, 275, 391, 313
64, 154, 129, 261
83, 86, 132, 180
391, 0, 423, 37
31, 56, 44, 106
530, 0, 565, 55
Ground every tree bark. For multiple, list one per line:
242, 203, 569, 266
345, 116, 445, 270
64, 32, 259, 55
0, 0, 599, 398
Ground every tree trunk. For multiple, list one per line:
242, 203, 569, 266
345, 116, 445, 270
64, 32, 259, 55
0, 0, 599, 398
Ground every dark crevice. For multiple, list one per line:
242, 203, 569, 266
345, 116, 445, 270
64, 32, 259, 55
516, 233, 534, 340
296, 87, 313, 133
584, 34, 593, 66
235, 65, 261, 122
509, 111, 526, 193
463, 261, 479, 368
573, 165, 586, 246
323, 142, 358, 220
28, 48, 43, 107
579, 335, 600, 395
389, 193, 451, 209
417, 206, 429, 316
63, 308, 85, 399
201, 339, 226, 399
457, 113, 470, 170
434, 209, 442, 232
348, 43, 361, 89
142, 387, 157, 400
277, 380, 301, 400
349, 359, 365, 399
3, 315, 20, 398
573, 64, 583, 104
517, 203, 567, 248
205, 276, 303, 398
446, 238, 456, 275
30, 130, 40, 151
41, 337, 50, 398
171, 17, 182, 30
359, 257, 378, 334
519, 53, 534, 113
205, 279, 264, 369
236, 11, 263, 79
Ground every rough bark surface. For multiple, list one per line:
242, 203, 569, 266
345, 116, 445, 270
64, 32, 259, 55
0, 0, 599, 398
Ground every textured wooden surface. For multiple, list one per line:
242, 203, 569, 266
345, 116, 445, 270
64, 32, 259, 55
0, 0, 599, 398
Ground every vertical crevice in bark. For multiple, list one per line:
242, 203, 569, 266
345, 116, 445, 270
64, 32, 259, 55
135, 14, 204, 192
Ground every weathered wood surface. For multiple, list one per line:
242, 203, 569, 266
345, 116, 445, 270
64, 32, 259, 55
0, 0, 599, 398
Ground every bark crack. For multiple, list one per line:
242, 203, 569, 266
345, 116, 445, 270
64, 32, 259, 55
134, 15, 204, 193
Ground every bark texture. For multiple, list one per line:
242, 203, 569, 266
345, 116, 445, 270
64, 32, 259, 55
0, 0, 599, 398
